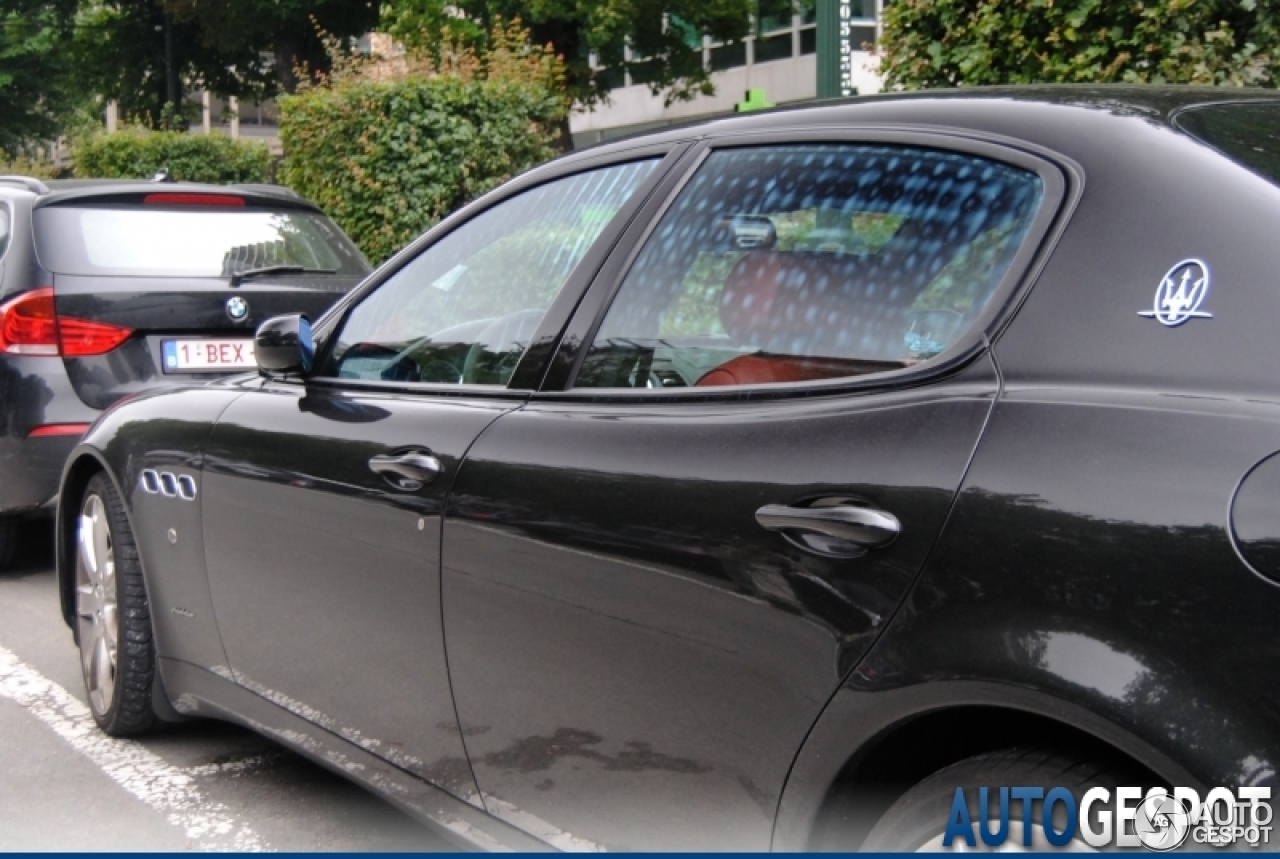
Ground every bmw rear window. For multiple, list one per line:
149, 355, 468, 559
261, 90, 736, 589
1174, 101, 1280, 186
34, 205, 368, 277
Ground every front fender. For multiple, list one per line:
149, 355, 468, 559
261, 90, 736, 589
55, 385, 250, 675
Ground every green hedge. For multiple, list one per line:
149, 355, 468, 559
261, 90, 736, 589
278, 75, 563, 264
0, 153, 61, 180
881, 0, 1279, 89
74, 129, 273, 183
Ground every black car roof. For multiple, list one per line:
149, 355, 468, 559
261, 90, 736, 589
38, 181, 318, 211
573, 84, 1280, 157
0, 176, 319, 212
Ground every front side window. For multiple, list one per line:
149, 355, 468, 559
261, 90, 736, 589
322, 159, 659, 386
575, 144, 1044, 389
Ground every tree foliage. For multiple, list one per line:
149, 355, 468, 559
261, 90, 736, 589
73, 127, 272, 182
163, 0, 380, 93
0, 151, 61, 178
70, 0, 379, 128
381, 0, 753, 108
881, 0, 1280, 89
71, 0, 257, 123
278, 21, 567, 263
0, 0, 77, 152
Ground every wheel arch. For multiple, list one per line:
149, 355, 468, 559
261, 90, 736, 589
771, 682, 1198, 852
58, 446, 187, 725
56, 449, 134, 632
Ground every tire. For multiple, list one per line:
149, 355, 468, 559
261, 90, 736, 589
861, 748, 1126, 852
0, 514, 17, 570
73, 473, 157, 735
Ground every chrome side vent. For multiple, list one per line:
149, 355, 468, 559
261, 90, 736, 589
139, 469, 197, 501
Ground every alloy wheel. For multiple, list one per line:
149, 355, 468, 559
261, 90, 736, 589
75, 493, 118, 715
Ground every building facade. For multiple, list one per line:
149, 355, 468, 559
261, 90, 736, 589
570, 0, 884, 148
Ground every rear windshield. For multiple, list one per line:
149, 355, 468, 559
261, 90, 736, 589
1174, 102, 1280, 185
34, 205, 368, 277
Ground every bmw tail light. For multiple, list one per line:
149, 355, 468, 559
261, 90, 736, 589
28, 423, 91, 438
0, 288, 59, 354
58, 315, 133, 356
0, 287, 133, 357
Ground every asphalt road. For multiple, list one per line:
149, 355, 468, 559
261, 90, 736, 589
0, 518, 455, 852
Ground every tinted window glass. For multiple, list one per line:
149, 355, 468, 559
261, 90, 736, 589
576, 145, 1043, 389
34, 206, 368, 277
1175, 102, 1280, 186
323, 159, 659, 386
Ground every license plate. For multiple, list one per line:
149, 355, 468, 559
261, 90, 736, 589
161, 339, 256, 372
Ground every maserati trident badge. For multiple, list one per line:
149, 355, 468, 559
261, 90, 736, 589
226, 295, 249, 322
1139, 259, 1212, 327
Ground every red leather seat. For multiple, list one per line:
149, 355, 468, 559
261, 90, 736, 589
697, 251, 862, 386
697, 353, 866, 386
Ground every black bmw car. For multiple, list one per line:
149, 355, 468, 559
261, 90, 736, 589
0, 178, 369, 567
54, 88, 1280, 850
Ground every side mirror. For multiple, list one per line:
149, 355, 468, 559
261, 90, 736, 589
255, 314, 315, 375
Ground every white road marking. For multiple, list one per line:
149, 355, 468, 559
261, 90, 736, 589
185, 753, 287, 778
0, 644, 266, 852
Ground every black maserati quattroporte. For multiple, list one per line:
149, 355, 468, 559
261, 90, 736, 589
55, 88, 1280, 850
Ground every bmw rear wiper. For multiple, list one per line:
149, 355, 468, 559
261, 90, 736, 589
229, 265, 337, 287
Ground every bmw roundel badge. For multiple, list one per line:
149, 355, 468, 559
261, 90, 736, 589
226, 296, 249, 322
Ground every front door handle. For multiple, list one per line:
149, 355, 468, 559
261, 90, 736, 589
369, 451, 442, 491
756, 497, 899, 558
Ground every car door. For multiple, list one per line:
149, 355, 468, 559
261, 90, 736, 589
198, 154, 670, 805
441, 134, 1068, 848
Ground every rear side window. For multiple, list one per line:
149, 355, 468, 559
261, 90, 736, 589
575, 144, 1044, 389
1175, 102, 1280, 186
0, 205, 9, 260
33, 205, 368, 277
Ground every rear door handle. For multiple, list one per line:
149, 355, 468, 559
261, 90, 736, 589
368, 451, 442, 491
756, 497, 899, 558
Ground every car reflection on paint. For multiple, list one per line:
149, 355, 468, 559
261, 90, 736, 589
53, 88, 1280, 851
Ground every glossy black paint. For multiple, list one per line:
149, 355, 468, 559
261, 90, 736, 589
774, 91, 1280, 848
823, 98, 1280, 795
442, 357, 997, 849
55, 88, 1280, 850
56, 381, 253, 659
1231, 452, 1280, 582
53, 273, 362, 410
253, 313, 314, 374
199, 380, 525, 801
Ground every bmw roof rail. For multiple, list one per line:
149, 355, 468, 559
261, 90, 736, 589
0, 175, 50, 194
